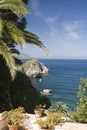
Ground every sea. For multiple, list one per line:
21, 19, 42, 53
22, 59, 87, 110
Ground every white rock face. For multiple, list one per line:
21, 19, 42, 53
18, 59, 49, 78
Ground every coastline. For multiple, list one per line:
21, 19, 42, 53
32, 59, 87, 110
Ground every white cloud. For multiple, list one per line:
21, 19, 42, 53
44, 16, 58, 25
63, 21, 82, 39
30, 0, 41, 16
43, 15, 61, 39
68, 31, 79, 39
30, 0, 60, 39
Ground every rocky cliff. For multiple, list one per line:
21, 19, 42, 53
18, 59, 49, 78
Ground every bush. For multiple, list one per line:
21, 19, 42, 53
37, 112, 62, 129
47, 101, 69, 117
72, 97, 87, 123
0, 70, 51, 113
2, 107, 26, 125
71, 79, 87, 123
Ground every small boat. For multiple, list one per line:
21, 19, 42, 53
41, 89, 52, 95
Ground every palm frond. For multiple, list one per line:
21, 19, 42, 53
0, 39, 16, 79
10, 48, 19, 54
24, 31, 49, 55
0, 0, 31, 17
14, 57, 23, 65
6, 21, 26, 46
0, 18, 26, 46
0, 19, 4, 37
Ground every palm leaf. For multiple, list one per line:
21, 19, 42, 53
0, 39, 16, 79
24, 31, 49, 55
0, 0, 31, 17
0, 18, 26, 46
0, 19, 4, 37
10, 48, 20, 54
6, 21, 26, 46
13, 57, 23, 65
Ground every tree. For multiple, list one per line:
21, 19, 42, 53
72, 78, 87, 123
0, 0, 48, 79
0, 0, 50, 112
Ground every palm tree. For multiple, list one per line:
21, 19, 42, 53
0, 0, 48, 79
0, 0, 31, 17
48, 101, 68, 116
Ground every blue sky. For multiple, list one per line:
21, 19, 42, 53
19, 0, 87, 59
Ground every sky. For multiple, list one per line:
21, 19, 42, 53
19, 0, 87, 59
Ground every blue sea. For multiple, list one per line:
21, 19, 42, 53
22, 59, 87, 110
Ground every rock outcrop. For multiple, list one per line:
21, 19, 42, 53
18, 59, 49, 78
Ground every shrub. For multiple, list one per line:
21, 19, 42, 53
72, 97, 87, 123
0, 71, 51, 113
71, 79, 87, 123
48, 101, 69, 117
2, 107, 26, 125
37, 112, 62, 129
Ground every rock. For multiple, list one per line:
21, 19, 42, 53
18, 59, 49, 78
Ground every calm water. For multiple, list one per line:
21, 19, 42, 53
22, 59, 87, 110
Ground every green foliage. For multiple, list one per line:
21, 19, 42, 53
2, 107, 26, 125
10, 71, 51, 113
37, 118, 54, 129
9, 71, 42, 113
0, 39, 15, 78
35, 104, 46, 111
0, 64, 51, 113
72, 97, 87, 123
0, 0, 50, 113
0, 0, 48, 78
48, 101, 68, 116
37, 112, 62, 129
0, 0, 31, 17
24, 31, 48, 55
0, 55, 12, 85
78, 78, 87, 99
71, 79, 87, 123
47, 112, 63, 125
38, 95, 51, 109
0, 0, 30, 78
